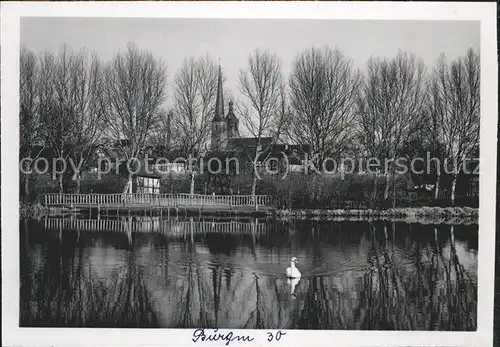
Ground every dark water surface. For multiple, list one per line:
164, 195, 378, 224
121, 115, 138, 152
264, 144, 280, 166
20, 216, 478, 330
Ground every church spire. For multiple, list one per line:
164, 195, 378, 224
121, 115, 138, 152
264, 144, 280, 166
213, 64, 224, 122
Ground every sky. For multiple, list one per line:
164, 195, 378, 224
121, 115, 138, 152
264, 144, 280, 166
21, 18, 480, 110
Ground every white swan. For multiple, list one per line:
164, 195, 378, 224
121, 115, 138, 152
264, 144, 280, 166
286, 257, 301, 279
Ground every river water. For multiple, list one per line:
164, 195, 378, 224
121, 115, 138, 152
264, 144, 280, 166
20, 216, 478, 330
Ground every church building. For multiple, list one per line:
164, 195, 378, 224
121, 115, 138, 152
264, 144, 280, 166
210, 65, 239, 151
208, 65, 311, 172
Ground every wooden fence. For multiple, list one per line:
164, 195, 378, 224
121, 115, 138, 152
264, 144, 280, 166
44, 193, 275, 208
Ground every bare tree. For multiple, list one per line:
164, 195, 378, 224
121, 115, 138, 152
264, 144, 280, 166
357, 51, 427, 201
20, 46, 43, 197
42, 47, 77, 193
172, 54, 219, 195
38, 47, 78, 193
429, 49, 480, 204
288, 47, 361, 169
426, 70, 447, 200
38, 46, 105, 193
67, 51, 106, 193
102, 43, 167, 194
148, 109, 178, 157
237, 49, 287, 197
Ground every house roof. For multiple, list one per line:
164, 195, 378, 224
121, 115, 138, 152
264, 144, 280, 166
273, 144, 311, 154
272, 144, 311, 165
117, 159, 163, 179
212, 139, 310, 165
226, 137, 273, 151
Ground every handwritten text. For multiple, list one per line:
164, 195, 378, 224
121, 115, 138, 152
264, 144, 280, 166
192, 329, 255, 346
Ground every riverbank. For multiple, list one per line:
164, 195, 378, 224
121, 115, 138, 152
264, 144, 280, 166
20, 202, 478, 224
276, 206, 479, 224
20, 202, 71, 219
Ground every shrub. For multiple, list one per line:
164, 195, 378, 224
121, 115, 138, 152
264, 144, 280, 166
21, 173, 59, 203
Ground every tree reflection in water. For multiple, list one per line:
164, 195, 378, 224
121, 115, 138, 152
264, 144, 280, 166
291, 276, 344, 329
20, 217, 477, 330
20, 220, 159, 327
169, 218, 207, 328
352, 223, 476, 330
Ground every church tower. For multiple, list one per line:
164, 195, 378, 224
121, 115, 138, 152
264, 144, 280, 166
211, 65, 226, 151
226, 100, 239, 138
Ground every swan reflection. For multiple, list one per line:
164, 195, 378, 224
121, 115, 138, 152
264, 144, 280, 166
287, 277, 300, 298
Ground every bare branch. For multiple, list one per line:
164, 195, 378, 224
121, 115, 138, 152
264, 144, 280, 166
172, 54, 219, 156
288, 47, 361, 166
237, 49, 286, 195
428, 48, 480, 203
357, 50, 427, 159
102, 42, 167, 192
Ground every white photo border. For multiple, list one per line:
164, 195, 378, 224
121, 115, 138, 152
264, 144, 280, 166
1, 2, 497, 347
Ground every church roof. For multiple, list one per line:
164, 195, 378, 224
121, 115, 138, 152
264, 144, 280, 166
213, 64, 225, 122
226, 137, 273, 151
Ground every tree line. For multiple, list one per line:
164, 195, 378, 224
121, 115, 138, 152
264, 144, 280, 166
20, 42, 479, 206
